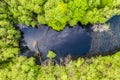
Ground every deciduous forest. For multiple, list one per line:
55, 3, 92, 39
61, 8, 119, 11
0, 0, 120, 80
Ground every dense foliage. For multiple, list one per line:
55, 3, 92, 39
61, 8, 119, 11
0, 21, 20, 62
0, 0, 120, 30
1, 0, 120, 80
1, 52, 120, 80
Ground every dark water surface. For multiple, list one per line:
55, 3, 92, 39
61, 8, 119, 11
89, 15, 120, 54
17, 15, 120, 59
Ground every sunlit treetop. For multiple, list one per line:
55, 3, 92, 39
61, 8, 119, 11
0, 0, 120, 31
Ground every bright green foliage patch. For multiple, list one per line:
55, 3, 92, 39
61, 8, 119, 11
1, 52, 120, 80
1, 0, 120, 30
0, 1, 21, 62
47, 50, 56, 59
0, 20, 20, 62
0, 56, 39, 80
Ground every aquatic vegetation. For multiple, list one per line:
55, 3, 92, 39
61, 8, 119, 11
47, 51, 56, 60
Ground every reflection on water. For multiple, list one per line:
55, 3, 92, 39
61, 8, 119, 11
18, 24, 91, 59
17, 15, 120, 59
89, 15, 120, 54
